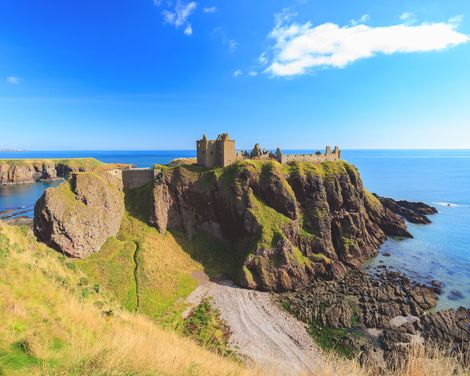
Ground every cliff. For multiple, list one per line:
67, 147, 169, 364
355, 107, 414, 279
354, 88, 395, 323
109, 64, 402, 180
32, 159, 427, 291
0, 158, 111, 184
34, 172, 125, 258
151, 160, 411, 291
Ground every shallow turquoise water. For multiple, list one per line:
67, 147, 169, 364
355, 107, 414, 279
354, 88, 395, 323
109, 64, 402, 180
1, 149, 469, 310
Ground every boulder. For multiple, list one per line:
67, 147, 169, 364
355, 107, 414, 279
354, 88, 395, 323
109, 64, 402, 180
34, 172, 124, 258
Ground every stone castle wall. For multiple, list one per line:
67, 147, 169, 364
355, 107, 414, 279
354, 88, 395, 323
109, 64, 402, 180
107, 168, 154, 190
278, 147, 341, 164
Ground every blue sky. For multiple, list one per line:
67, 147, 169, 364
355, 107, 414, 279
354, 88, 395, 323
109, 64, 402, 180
0, 0, 469, 150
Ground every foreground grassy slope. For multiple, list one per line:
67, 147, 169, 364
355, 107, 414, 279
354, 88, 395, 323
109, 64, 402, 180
1, 223, 467, 376
0, 223, 259, 376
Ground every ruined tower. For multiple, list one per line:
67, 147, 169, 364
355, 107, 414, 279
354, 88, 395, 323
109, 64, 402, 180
196, 133, 236, 168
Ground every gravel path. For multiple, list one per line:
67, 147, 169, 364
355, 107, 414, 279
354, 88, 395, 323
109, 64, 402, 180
185, 272, 323, 375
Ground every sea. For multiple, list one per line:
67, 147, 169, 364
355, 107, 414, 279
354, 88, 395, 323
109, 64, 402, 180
1, 149, 469, 311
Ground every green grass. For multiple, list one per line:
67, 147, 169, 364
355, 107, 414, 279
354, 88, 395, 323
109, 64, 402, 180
247, 192, 291, 249
0, 341, 42, 373
76, 235, 138, 312
183, 298, 236, 358
307, 320, 357, 359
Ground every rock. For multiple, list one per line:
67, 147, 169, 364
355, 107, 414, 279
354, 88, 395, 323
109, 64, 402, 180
150, 160, 413, 291
380, 329, 411, 351
383, 252, 391, 257
430, 280, 444, 295
373, 194, 437, 224
447, 289, 465, 300
421, 307, 470, 353
396, 200, 438, 215
34, 172, 124, 258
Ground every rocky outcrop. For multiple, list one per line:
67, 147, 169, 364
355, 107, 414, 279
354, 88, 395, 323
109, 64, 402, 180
0, 158, 122, 185
282, 269, 438, 330
151, 160, 412, 291
373, 195, 437, 224
34, 172, 124, 258
280, 268, 469, 367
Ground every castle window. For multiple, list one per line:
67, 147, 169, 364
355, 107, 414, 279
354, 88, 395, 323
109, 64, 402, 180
211, 151, 213, 155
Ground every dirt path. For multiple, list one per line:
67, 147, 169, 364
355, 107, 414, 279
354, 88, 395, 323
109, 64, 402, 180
185, 272, 323, 375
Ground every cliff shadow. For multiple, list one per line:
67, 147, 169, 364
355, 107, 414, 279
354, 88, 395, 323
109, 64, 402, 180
123, 182, 153, 223
170, 229, 253, 283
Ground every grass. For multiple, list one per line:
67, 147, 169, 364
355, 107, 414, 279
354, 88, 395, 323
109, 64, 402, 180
183, 297, 236, 358
0, 222, 263, 376
307, 320, 358, 359
0, 218, 468, 375
76, 213, 202, 327
247, 192, 291, 250
0, 158, 103, 170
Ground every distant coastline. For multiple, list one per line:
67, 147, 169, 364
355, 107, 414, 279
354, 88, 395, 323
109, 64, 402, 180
0, 149, 25, 152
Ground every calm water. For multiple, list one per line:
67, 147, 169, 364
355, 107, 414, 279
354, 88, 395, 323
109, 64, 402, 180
1, 149, 469, 310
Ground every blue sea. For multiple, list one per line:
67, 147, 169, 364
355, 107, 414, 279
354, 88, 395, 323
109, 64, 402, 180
1, 149, 469, 310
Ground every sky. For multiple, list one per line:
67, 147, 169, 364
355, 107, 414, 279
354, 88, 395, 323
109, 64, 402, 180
0, 0, 469, 150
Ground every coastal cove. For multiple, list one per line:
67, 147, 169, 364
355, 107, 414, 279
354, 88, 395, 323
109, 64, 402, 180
1, 149, 469, 311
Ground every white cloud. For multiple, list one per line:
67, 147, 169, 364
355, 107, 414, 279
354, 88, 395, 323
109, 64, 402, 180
400, 12, 414, 21
203, 6, 217, 14
351, 14, 370, 26
233, 69, 243, 77
258, 52, 268, 65
263, 14, 469, 77
449, 15, 464, 25
400, 12, 416, 24
184, 24, 193, 35
248, 70, 258, 77
228, 40, 238, 52
161, 1, 197, 35
214, 27, 238, 52
6, 76, 20, 85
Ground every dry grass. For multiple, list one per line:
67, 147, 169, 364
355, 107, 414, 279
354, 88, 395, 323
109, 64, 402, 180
0, 222, 467, 376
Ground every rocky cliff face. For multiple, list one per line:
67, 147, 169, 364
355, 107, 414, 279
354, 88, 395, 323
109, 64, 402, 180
0, 159, 104, 185
34, 172, 124, 258
151, 160, 411, 291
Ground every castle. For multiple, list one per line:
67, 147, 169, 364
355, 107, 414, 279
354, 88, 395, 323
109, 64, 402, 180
196, 133, 341, 168
196, 133, 237, 168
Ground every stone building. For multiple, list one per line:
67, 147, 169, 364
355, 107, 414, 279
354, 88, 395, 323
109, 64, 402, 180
196, 133, 236, 168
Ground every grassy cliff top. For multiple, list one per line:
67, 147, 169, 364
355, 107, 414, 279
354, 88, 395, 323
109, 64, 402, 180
155, 158, 357, 180
0, 157, 104, 169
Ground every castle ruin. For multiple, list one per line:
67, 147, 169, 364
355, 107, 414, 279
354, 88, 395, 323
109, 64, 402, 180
197, 133, 236, 168
196, 133, 340, 168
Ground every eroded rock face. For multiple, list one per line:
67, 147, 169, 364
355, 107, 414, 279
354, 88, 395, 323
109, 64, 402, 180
0, 162, 58, 185
34, 172, 124, 258
151, 161, 411, 291
0, 159, 114, 185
